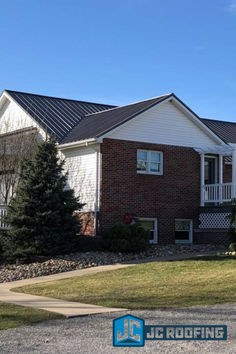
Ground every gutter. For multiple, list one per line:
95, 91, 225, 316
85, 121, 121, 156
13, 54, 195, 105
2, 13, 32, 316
58, 138, 99, 150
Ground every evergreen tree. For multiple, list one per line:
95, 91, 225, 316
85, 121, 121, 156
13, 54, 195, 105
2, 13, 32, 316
4, 138, 84, 261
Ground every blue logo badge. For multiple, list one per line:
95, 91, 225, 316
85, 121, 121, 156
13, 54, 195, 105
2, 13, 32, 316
113, 314, 145, 347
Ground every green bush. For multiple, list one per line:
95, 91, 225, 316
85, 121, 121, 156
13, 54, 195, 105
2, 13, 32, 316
75, 236, 104, 252
103, 223, 150, 253
0, 239, 3, 262
229, 243, 236, 252
0, 229, 8, 263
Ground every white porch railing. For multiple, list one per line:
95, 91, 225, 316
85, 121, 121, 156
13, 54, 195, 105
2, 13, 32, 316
203, 183, 233, 203
0, 205, 8, 229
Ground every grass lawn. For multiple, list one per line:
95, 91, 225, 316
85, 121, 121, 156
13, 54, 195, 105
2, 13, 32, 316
13, 256, 236, 310
0, 302, 63, 330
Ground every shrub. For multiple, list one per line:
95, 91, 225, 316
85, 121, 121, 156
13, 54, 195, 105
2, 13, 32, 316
0, 229, 9, 263
229, 243, 236, 252
74, 235, 104, 252
229, 200, 236, 243
103, 223, 149, 253
0, 239, 3, 263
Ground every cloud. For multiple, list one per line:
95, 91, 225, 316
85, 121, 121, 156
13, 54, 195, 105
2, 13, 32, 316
226, 0, 236, 14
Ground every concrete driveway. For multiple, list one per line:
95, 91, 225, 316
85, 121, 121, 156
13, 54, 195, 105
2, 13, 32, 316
0, 303, 235, 353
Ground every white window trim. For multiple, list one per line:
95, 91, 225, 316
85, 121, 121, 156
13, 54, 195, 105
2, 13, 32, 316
137, 149, 163, 175
138, 217, 158, 244
175, 219, 193, 244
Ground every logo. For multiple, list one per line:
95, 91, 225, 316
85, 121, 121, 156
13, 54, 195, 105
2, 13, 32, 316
113, 314, 144, 347
113, 315, 227, 347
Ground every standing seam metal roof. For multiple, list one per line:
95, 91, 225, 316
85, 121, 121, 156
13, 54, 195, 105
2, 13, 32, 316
5, 90, 115, 142
5, 90, 236, 145
200, 118, 236, 143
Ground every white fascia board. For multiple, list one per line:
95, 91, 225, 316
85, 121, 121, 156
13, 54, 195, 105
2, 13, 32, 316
58, 138, 99, 150
0, 92, 9, 109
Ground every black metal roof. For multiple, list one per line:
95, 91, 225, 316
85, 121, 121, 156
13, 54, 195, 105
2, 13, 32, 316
62, 94, 172, 143
6, 90, 115, 142
200, 118, 236, 143
6, 89, 236, 145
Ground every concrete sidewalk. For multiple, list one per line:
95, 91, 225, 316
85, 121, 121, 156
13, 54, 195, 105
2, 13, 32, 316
0, 251, 218, 317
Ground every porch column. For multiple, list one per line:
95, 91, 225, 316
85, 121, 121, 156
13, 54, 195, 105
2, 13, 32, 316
232, 147, 236, 199
219, 154, 223, 204
200, 153, 205, 206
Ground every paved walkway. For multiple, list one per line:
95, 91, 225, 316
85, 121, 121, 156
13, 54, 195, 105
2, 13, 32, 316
0, 251, 218, 317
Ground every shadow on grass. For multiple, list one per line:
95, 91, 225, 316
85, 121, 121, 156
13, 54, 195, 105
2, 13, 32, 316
170, 255, 236, 262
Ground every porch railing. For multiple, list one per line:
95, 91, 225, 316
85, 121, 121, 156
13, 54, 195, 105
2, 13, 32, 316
203, 183, 233, 203
0, 205, 8, 229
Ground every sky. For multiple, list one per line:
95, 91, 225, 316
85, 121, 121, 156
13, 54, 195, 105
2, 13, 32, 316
1, 0, 236, 121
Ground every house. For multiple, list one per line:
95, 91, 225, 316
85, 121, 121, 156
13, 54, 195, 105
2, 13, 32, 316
0, 89, 236, 246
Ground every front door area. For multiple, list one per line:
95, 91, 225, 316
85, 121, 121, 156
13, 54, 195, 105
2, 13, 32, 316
204, 156, 218, 185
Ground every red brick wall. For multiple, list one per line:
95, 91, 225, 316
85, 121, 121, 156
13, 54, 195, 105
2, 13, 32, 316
99, 138, 200, 244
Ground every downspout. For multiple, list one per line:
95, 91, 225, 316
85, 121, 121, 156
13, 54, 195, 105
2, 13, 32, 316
94, 147, 100, 236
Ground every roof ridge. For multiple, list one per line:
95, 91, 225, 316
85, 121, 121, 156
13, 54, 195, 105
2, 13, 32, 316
5, 89, 115, 108
84, 93, 173, 117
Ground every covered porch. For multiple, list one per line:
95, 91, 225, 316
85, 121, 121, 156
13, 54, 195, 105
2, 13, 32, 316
195, 145, 236, 206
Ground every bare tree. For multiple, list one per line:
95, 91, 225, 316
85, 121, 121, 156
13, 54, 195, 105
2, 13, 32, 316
0, 127, 38, 205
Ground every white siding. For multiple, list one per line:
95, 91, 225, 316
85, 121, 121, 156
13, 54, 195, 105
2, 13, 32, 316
109, 101, 219, 147
0, 97, 45, 138
62, 145, 99, 212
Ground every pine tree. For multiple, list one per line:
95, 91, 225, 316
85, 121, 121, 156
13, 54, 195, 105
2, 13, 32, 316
4, 138, 84, 261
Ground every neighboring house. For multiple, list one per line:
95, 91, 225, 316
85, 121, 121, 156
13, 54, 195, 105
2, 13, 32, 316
0, 90, 236, 245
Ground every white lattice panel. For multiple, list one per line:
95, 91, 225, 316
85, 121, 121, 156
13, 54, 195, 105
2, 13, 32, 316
199, 212, 230, 229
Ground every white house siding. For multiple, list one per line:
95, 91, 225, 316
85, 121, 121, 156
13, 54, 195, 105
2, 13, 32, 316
109, 101, 220, 148
61, 145, 99, 212
0, 96, 45, 138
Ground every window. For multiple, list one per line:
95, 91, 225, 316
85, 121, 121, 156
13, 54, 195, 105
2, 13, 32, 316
175, 219, 193, 244
138, 218, 158, 244
137, 150, 163, 175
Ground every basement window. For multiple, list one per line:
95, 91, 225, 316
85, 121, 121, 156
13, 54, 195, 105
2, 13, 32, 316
175, 219, 193, 244
138, 218, 158, 244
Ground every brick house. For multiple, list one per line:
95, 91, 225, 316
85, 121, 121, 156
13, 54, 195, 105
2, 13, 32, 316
1, 90, 236, 245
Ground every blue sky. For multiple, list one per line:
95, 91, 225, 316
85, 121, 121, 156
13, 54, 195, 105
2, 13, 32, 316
1, 0, 236, 121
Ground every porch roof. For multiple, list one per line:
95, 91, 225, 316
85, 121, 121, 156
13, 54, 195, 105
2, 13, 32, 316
194, 145, 233, 155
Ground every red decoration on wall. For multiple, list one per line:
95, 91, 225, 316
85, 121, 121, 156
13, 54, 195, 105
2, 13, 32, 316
124, 214, 133, 224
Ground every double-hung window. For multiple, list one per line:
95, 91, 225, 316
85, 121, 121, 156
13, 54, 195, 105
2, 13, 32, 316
138, 218, 158, 244
137, 150, 163, 175
175, 219, 193, 244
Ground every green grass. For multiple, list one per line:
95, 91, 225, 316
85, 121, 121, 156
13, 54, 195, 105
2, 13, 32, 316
0, 302, 63, 330
13, 256, 236, 310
